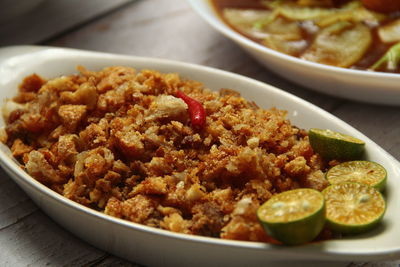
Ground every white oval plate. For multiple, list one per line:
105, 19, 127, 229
0, 46, 399, 266
186, 0, 400, 106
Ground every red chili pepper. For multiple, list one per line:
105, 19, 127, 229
176, 90, 206, 130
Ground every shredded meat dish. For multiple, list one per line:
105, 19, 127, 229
1, 66, 330, 242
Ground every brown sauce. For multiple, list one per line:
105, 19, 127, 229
352, 30, 392, 70
211, 0, 400, 73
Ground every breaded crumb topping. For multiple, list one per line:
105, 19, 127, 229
2, 66, 328, 242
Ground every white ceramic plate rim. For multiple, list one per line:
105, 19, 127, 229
0, 46, 400, 262
186, 0, 400, 85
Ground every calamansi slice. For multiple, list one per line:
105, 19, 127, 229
327, 161, 387, 191
323, 182, 386, 234
257, 188, 325, 245
308, 128, 365, 160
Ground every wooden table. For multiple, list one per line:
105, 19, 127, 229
1, 0, 399, 266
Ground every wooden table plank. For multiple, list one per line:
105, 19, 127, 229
0, 170, 37, 230
0, 210, 105, 266
0, 0, 134, 46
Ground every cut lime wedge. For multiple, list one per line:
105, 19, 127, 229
323, 182, 386, 234
257, 188, 325, 245
326, 161, 387, 191
308, 128, 365, 160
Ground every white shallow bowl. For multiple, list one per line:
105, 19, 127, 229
0, 46, 400, 267
186, 0, 400, 106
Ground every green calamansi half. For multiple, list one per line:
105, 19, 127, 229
257, 188, 325, 245
326, 160, 387, 191
323, 182, 386, 234
308, 128, 365, 160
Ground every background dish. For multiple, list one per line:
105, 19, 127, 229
186, 0, 400, 106
0, 46, 400, 266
